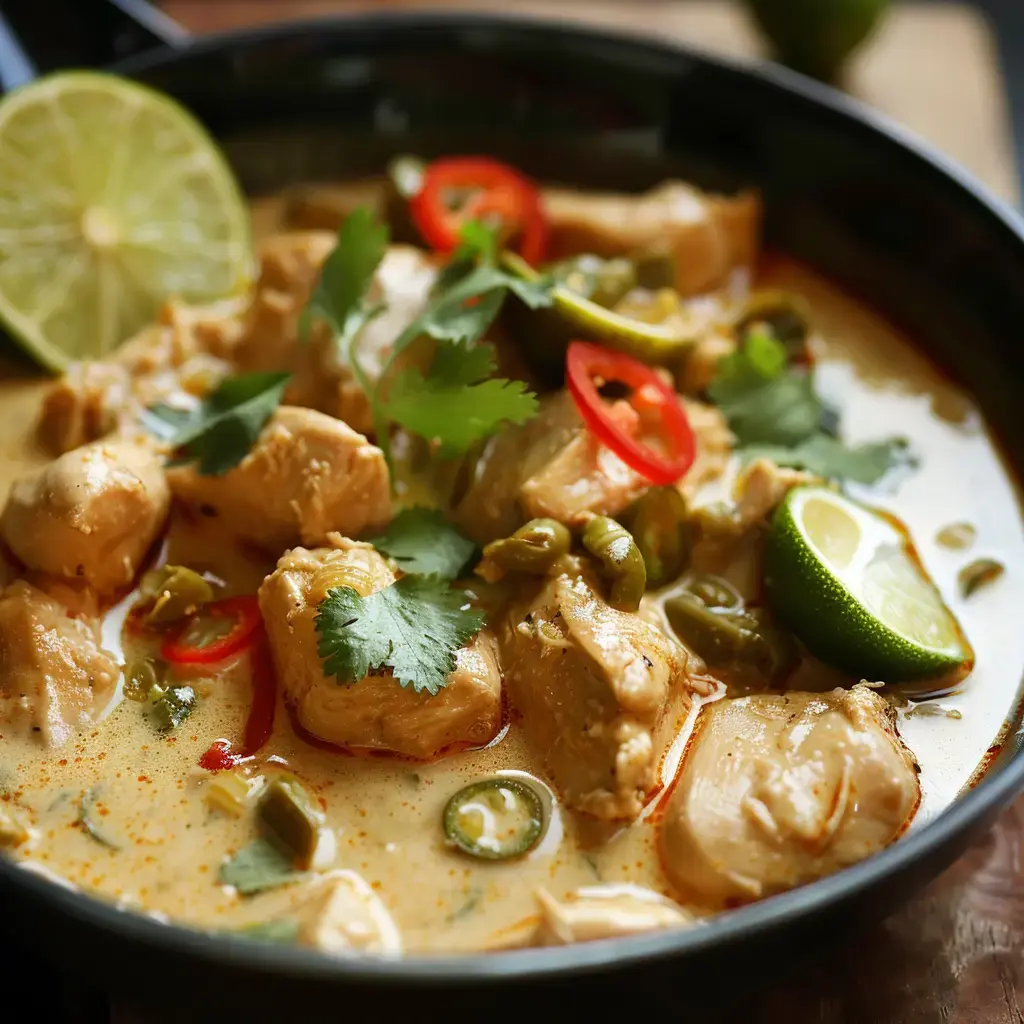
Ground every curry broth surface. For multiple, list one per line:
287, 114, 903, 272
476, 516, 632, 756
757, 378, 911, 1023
1, 248, 1022, 952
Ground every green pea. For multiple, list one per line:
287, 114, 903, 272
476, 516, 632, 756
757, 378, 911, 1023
582, 516, 646, 612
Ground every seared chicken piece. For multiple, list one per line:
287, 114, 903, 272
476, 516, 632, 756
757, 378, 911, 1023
293, 870, 402, 956
258, 537, 502, 757
454, 393, 733, 544
39, 362, 131, 455
38, 297, 246, 455
234, 236, 436, 435
0, 440, 170, 594
167, 406, 391, 552
733, 458, 814, 529
660, 686, 920, 908
0, 581, 119, 747
534, 885, 692, 945
500, 569, 701, 820
543, 182, 760, 296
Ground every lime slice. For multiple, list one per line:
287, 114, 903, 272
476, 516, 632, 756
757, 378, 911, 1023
0, 71, 251, 371
764, 485, 972, 682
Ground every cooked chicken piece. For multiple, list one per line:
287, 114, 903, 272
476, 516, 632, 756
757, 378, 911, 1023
534, 885, 693, 945
519, 400, 649, 526
543, 183, 760, 296
167, 407, 391, 552
500, 568, 700, 819
733, 457, 814, 528
660, 686, 920, 908
234, 236, 436, 435
259, 537, 502, 757
454, 393, 732, 544
293, 870, 402, 956
0, 440, 170, 594
679, 399, 734, 503
678, 332, 737, 395
0, 580, 119, 747
39, 362, 131, 455
38, 296, 247, 455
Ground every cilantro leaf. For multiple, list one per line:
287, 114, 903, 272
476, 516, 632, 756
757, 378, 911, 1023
708, 330, 823, 447
219, 838, 305, 896
146, 372, 290, 476
392, 264, 552, 360
300, 206, 389, 362
382, 341, 539, 456
434, 220, 502, 293
743, 435, 914, 485
370, 508, 476, 578
315, 575, 485, 696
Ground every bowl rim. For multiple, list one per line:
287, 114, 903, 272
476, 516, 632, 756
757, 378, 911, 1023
5, 8, 1024, 986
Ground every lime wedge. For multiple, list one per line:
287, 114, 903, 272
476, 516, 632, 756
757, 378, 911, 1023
0, 71, 251, 371
764, 485, 972, 682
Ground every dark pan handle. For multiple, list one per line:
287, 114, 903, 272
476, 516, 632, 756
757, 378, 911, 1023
0, 0, 188, 89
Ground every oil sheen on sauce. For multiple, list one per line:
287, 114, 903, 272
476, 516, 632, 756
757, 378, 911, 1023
0, 257, 1021, 953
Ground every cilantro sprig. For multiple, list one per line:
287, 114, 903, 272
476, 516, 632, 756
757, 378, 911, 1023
145, 371, 291, 476
708, 329, 909, 485
301, 208, 553, 464
315, 574, 484, 696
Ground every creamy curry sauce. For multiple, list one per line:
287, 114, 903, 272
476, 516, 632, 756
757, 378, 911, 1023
0, 189, 1022, 956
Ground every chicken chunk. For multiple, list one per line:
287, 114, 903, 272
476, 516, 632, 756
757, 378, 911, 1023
0, 440, 170, 595
500, 569, 701, 820
543, 182, 760, 296
258, 538, 502, 757
534, 885, 692, 945
167, 407, 391, 553
293, 870, 402, 956
659, 686, 920, 908
0, 581, 119, 747
454, 392, 733, 544
38, 297, 246, 455
733, 457, 814, 528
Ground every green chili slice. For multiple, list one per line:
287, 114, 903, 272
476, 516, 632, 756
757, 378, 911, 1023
443, 777, 544, 861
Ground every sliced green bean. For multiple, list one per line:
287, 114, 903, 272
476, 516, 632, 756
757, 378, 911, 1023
140, 565, 214, 625
123, 658, 160, 703
683, 573, 743, 611
582, 516, 646, 611
628, 488, 692, 588
258, 778, 323, 868
443, 778, 544, 861
482, 518, 572, 575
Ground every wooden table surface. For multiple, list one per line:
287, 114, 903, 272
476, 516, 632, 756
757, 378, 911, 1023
151, 3, 1024, 1021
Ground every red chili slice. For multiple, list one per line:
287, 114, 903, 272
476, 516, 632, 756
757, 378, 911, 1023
566, 340, 696, 486
161, 595, 261, 666
198, 626, 278, 771
409, 156, 548, 265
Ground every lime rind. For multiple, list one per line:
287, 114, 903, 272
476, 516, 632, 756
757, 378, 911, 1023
765, 485, 970, 681
0, 71, 252, 372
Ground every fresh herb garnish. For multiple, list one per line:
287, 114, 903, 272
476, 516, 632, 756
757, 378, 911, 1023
370, 508, 476, 579
219, 838, 305, 895
300, 206, 389, 386
78, 785, 120, 850
709, 329, 908, 485
383, 341, 539, 457
743, 435, 913, 485
315, 574, 485, 696
148, 685, 197, 732
146, 372, 291, 476
230, 919, 301, 944
302, 207, 552, 464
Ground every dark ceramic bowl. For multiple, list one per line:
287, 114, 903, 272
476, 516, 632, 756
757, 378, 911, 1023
2, 5, 1023, 1018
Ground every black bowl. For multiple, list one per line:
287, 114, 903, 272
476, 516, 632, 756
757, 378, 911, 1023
2, 12, 1024, 1018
